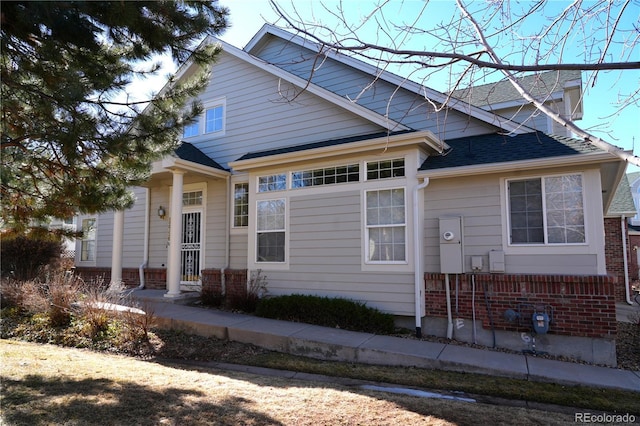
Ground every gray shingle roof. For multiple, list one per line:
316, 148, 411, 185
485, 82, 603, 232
419, 132, 601, 171
450, 70, 581, 107
175, 142, 226, 171
608, 173, 637, 215
236, 130, 417, 161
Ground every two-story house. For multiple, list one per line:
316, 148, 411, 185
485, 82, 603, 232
74, 25, 630, 366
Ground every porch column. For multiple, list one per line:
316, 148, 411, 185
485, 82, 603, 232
111, 209, 124, 285
165, 170, 184, 298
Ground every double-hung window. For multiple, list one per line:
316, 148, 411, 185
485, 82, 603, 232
508, 174, 585, 245
256, 199, 286, 262
80, 218, 96, 261
365, 188, 406, 262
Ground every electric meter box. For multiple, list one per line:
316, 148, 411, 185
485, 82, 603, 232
439, 216, 464, 274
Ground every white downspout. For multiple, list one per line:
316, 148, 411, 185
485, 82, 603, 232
137, 188, 150, 290
621, 215, 634, 305
413, 177, 430, 338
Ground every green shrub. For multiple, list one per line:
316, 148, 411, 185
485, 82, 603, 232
255, 294, 395, 334
1, 231, 63, 281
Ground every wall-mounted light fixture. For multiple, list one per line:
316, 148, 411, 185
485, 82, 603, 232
157, 206, 166, 220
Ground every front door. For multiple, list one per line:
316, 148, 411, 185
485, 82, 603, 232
181, 210, 202, 287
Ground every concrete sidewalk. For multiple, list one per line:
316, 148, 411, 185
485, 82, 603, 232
131, 290, 640, 392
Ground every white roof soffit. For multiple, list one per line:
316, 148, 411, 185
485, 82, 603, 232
418, 151, 621, 180
229, 130, 446, 171
245, 25, 526, 135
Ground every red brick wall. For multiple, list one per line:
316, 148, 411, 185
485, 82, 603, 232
201, 268, 247, 298
73, 267, 166, 289
628, 233, 640, 281
424, 273, 617, 339
604, 217, 632, 303
225, 269, 248, 299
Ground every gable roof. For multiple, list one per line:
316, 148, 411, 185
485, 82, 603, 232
244, 24, 527, 135
175, 142, 226, 171
168, 35, 409, 134
450, 70, 581, 108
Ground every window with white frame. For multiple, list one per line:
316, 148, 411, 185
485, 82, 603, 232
183, 119, 199, 138
292, 164, 360, 188
256, 199, 286, 262
234, 183, 249, 227
258, 173, 286, 192
80, 218, 96, 261
205, 104, 224, 134
365, 188, 406, 262
366, 158, 405, 180
508, 174, 585, 245
182, 190, 203, 206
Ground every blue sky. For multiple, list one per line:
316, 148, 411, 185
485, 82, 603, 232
197, 0, 639, 171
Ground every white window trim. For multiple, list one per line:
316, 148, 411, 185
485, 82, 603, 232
203, 98, 226, 136
364, 157, 406, 181
500, 170, 603, 257
231, 178, 250, 232
257, 172, 287, 193
252, 197, 289, 268
76, 216, 97, 265
361, 186, 412, 272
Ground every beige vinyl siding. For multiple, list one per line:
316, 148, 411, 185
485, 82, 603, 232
262, 190, 416, 315
202, 179, 227, 269
488, 105, 549, 133
148, 186, 170, 269
121, 187, 148, 268
423, 176, 503, 273
229, 233, 248, 269
185, 52, 384, 169
252, 36, 496, 140
423, 168, 603, 275
504, 254, 598, 274
94, 213, 112, 267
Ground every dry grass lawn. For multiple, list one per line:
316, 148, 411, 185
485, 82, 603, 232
0, 340, 575, 426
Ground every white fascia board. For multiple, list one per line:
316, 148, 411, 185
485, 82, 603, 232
418, 151, 620, 180
155, 156, 229, 179
246, 25, 525, 135
229, 130, 446, 171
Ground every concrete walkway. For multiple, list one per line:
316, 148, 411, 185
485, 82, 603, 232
131, 290, 640, 392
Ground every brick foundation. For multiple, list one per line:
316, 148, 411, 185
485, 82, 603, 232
424, 273, 617, 339
73, 267, 166, 290
201, 268, 248, 298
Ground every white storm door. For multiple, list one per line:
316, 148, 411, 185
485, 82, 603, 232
181, 210, 202, 283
